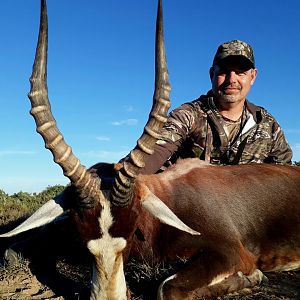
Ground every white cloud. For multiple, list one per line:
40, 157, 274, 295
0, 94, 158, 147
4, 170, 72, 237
96, 136, 111, 141
0, 150, 36, 157
81, 150, 129, 162
111, 119, 138, 126
124, 105, 134, 112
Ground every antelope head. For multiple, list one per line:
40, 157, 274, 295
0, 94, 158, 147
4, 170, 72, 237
24, 0, 171, 298
0, 0, 201, 298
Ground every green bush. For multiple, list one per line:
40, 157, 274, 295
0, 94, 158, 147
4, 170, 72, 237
0, 189, 9, 204
0, 185, 66, 227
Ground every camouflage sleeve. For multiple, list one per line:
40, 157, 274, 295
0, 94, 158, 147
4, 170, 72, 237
155, 103, 197, 149
140, 141, 178, 174
265, 121, 293, 164
141, 103, 197, 174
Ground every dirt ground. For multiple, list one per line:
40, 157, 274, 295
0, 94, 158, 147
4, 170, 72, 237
1, 251, 300, 300
0, 222, 300, 300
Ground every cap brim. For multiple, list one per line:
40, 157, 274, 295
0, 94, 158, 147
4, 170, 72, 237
214, 55, 254, 69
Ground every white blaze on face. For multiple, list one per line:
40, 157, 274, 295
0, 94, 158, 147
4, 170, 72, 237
87, 199, 127, 300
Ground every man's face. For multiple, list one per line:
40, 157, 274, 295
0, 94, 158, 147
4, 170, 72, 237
210, 57, 257, 105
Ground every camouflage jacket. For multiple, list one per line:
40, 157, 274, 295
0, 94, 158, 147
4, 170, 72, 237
142, 91, 292, 174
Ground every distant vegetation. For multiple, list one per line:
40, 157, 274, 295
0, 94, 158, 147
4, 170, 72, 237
0, 185, 65, 227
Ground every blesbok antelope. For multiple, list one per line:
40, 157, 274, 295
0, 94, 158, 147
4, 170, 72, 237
1, 0, 300, 299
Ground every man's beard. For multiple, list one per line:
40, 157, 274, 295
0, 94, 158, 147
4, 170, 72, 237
217, 85, 242, 103
218, 93, 240, 103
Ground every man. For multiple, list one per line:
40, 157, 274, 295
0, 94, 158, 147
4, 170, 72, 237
141, 40, 292, 174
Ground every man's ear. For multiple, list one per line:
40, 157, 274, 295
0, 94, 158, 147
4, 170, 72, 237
250, 68, 258, 85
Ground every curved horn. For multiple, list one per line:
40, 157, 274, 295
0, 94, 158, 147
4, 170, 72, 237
110, 0, 171, 206
28, 0, 100, 201
0, 191, 67, 238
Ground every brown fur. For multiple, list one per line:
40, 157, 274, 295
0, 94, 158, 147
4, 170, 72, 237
62, 185, 103, 244
89, 159, 300, 299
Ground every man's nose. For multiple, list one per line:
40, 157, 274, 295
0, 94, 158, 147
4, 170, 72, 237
226, 71, 237, 83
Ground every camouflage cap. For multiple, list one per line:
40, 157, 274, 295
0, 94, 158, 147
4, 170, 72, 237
212, 40, 255, 68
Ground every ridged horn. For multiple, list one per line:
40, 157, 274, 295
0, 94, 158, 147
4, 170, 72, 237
28, 0, 100, 201
110, 0, 171, 206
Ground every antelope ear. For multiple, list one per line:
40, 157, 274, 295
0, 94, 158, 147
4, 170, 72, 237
0, 189, 69, 238
140, 186, 200, 236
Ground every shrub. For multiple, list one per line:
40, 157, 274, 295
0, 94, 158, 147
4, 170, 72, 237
0, 185, 66, 227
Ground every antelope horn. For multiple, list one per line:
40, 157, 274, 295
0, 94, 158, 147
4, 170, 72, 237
110, 0, 171, 207
28, 0, 101, 202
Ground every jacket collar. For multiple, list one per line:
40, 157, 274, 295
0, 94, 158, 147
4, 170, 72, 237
204, 90, 262, 123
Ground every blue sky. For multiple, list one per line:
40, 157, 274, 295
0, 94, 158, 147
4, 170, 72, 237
1, 0, 300, 194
